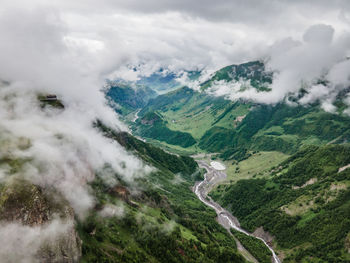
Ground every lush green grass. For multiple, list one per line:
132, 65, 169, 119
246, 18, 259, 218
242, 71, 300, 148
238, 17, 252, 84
223, 151, 289, 183
138, 87, 251, 142
197, 102, 350, 157
145, 138, 202, 156
133, 83, 350, 161
133, 112, 197, 148
160, 100, 250, 140
162, 107, 219, 140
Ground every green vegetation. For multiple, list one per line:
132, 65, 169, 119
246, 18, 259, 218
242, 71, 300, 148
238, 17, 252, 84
144, 138, 201, 156
138, 87, 250, 140
134, 112, 197, 148
132, 84, 350, 163
106, 84, 157, 115
230, 229, 272, 263
211, 145, 350, 262
77, 122, 246, 262
98, 122, 197, 177
222, 151, 289, 183
198, 103, 350, 156
200, 61, 272, 91
111, 61, 350, 160
107, 60, 350, 262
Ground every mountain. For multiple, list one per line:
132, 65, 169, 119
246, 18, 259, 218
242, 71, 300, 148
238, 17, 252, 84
200, 60, 272, 91
106, 83, 157, 115
4, 60, 349, 262
135, 70, 181, 93
210, 144, 350, 262
78, 124, 246, 263
132, 86, 249, 153
136, 69, 201, 93
110, 60, 350, 262
131, 79, 350, 158
110, 68, 201, 98
0, 97, 247, 262
134, 111, 197, 148
0, 177, 82, 262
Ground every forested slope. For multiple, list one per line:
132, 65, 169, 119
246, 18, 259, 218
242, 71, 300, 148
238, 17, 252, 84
211, 145, 350, 262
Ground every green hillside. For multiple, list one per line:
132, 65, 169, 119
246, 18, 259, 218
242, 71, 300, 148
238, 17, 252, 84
77, 123, 246, 262
199, 102, 350, 156
133, 111, 197, 148
108, 60, 350, 262
106, 83, 157, 115
0, 96, 248, 263
210, 145, 350, 262
200, 60, 272, 91
134, 86, 251, 153
132, 84, 350, 160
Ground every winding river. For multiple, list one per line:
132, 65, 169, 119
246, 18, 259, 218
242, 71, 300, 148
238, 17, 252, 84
194, 160, 281, 263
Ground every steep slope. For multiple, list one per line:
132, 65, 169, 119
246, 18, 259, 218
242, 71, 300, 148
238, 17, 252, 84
77, 123, 246, 262
0, 178, 82, 262
200, 60, 272, 91
133, 111, 197, 148
129, 61, 350, 159
210, 144, 350, 262
132, 87, 350, 159
0, 94, 246, 263
106, 83, 157, 115
200, 102, 350, 156
121, 60, 350, 262
133, 86, 251, 154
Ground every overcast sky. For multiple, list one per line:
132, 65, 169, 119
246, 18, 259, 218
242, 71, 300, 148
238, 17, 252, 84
0, 2, 350, 258
0, 0, 350, 105
2, 0, 350, 73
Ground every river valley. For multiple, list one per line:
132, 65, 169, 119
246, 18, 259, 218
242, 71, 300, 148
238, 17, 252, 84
194, 160, 281, 263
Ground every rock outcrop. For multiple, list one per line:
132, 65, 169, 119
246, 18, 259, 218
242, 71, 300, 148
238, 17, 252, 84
0, 178, 82, 262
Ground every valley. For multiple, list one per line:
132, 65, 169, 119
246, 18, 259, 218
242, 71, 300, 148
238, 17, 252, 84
110, 60, 350, 262
3, 2, 350, 263
194, 160, 280, 263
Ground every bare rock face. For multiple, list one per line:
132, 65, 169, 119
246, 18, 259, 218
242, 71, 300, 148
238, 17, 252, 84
252, 226, 274, 245
37, 223, 82, 263
345, 232, 350, 253
110, 185, 130, 201
0, 178, 82, 262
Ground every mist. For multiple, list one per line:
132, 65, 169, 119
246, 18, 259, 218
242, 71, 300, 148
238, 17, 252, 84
205, 24, 350, 110
1, 0, 350, 261
0, 3, 150, 260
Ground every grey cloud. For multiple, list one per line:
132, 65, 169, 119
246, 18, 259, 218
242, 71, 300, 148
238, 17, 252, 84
1, 1, 350, 260
0, 1, 150, 219
303, 24, 334, 44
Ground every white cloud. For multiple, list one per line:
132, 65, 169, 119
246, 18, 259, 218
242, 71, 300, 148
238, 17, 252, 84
0, 219, 76, 263
202, 24, 350, 109
0, 1, 151, 220
99, 203, 125, 218
0, 1, 349, 259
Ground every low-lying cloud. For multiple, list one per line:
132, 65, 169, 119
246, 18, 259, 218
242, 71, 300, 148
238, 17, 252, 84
1, 0, 350, 260
0, 219, 75, 263
205, 24, 350, 110
0, 2, 150, 259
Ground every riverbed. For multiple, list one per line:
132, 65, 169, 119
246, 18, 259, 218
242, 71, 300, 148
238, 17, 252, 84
194, 160, 281, 263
